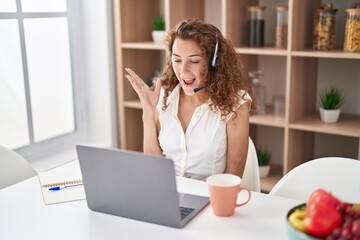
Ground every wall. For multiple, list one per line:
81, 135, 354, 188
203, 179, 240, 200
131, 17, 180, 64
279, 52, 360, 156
79, 0, 117, 148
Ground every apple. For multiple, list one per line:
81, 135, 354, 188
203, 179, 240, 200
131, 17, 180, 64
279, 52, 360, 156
307, 189, 341, 209
303, 189, 342, 238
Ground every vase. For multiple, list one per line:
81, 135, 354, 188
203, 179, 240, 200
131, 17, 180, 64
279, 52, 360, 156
319, 107, 340, 123
259, 165, 271, 178
152, 30, 166, 43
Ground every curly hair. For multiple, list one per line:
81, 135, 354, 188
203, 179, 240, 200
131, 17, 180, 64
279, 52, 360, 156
160, 19, 255, 118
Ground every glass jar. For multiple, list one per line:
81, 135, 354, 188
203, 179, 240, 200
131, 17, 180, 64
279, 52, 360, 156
344, 2, 360, 53
247, 5, 266, 47
275, 6, 288, 49
313, 4, 338, 50
272, 95, 285, 117
249, 70, 266, 115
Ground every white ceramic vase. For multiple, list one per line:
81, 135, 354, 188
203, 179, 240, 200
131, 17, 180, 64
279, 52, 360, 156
152, 30, 166, 43
259, 165, 271, 178
319, 107, 340, 123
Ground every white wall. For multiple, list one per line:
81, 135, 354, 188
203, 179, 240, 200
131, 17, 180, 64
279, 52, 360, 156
78, 0, 117, 148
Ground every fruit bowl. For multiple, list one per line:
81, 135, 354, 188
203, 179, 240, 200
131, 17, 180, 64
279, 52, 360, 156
287, 202, 360, 240
286, 204, 320, 240
286, 189, 360, 239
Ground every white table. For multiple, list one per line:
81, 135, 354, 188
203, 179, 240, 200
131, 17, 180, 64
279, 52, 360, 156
0, 174, 301, 240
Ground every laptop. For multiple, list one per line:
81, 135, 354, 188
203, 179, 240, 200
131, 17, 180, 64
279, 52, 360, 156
76, 145, 209, 228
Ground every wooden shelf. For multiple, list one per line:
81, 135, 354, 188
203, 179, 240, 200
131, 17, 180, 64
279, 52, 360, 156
260, 164, 283, 193
121, 42, 166, 50
290, 114, 360, 138
292, 49, 360, 59
124, 100, 142, 109
113, 0, 360, 192
250, 115, 286, 128
236, 47, 288, 56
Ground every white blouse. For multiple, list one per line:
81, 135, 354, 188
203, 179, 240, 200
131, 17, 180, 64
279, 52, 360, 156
156, 84, 251, 181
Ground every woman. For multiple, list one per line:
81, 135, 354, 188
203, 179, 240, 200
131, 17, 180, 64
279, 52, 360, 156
125, 19, 255, 181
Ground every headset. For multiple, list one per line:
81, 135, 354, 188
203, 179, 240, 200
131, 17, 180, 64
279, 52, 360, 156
211, 37, 219, 68
194, 37, 219, 93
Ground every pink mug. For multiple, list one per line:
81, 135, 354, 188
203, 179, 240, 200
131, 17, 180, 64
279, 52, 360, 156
206, 174, 251, 217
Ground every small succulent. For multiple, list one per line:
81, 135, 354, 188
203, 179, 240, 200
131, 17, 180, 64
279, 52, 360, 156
320, 86, 344, 110
257, 148, 271, 166
152, 16, 165, 31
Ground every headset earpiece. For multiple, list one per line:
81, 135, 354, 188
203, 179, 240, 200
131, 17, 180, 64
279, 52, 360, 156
211, 37, 219, 68
194, 36, 219, 93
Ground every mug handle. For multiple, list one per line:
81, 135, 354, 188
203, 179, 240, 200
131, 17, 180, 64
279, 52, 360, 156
235, 186, 251, 207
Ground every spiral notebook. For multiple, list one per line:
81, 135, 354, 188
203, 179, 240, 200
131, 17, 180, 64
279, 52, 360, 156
38, 160, 86, 205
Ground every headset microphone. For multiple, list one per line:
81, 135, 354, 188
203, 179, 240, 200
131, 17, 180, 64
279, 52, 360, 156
194, 37, 219, 93
194, 81, 212, 93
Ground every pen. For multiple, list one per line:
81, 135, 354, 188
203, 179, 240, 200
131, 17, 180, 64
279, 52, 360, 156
48, 183, 83, 191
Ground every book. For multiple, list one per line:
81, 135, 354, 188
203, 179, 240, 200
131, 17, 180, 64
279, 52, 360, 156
38, 160, 86, 205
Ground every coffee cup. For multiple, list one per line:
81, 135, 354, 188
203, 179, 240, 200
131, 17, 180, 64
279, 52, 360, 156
206, 174, 251, 217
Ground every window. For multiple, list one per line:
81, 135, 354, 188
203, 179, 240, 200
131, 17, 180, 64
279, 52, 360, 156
0, 0, 85, 159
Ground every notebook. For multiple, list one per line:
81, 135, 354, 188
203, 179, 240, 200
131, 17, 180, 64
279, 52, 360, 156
38, 160, 85, 205
76, 145, 209, 228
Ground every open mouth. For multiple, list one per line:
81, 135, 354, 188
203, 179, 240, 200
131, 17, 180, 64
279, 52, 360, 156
182, 78, 196, 86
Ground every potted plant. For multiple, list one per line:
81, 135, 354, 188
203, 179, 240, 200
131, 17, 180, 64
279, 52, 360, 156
319, 86, 344, 123
151, 16, 165, 43
257, 148, 271, 178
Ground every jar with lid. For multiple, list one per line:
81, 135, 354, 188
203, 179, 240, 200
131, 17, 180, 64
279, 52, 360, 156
248, 70, 266, 115
275, 6, 288, 49
247, 5, 266, 47
344, 2, 360, 53
313, 4, 338, 50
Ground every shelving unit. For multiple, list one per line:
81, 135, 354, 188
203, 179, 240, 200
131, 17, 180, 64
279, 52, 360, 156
113, 0, 360, 192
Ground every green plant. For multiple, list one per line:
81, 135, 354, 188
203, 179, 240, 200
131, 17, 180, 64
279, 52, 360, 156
152, 16, 165, 31
320, 86, 344, 110
257, 148, 271, 166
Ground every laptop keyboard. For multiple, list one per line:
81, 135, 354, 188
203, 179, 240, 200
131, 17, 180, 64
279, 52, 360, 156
180, 206, 195, 220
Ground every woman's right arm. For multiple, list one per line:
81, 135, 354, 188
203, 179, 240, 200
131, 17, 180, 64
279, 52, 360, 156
142, 108, 163, 156
124, 68, 163, 156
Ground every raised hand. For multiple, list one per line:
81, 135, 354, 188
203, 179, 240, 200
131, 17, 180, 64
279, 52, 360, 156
124, 68, 162, 118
